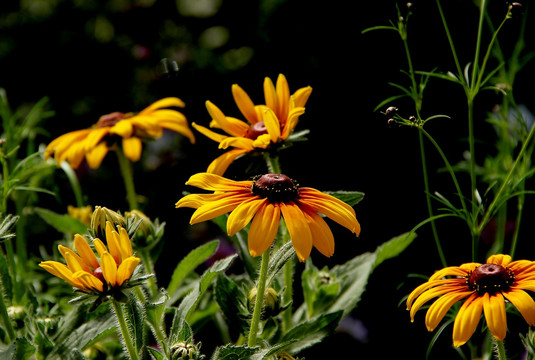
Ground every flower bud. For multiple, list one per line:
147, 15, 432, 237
248, 287, 281, 319
385, 106, 398, 117
7, 305, 25, 320
507, 2, 523, 19
90, 206, 126, 239
170, 341, 205, 360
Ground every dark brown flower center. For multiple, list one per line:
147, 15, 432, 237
96, 112, 126, 128
251, 174, 299, 203
93, 267, 104, 282
246, 121, 268, 139
467, 263, 514, 295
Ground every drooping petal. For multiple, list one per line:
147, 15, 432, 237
110, 120, 134, 137
218, 136, 255, 151
248, 203, 280, 257
281, 107, 305, 140
122, 137, 143, 162
503, 288, 535, 325
292, 86, 313, 108
409, 284, 468, 321
139, 97, 185, 114
116, 257, 141, 286
425, 291, 471, 331
105, 221, 121, 264
58, 245, 91, 272
85, 142, 109, 169
227, 197, 266, 236
482, 293, 507, 341
101, 252, 117, 286
192, 122, 228, 144
300, 205, 335, 257
280, 201, 312, 262
452, 294, 483, 347
406, 278, 465, 310
176, 193, 229, 209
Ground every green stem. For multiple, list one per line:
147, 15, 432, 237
467, 100, 479, 261
509, 192, 524, 259
495, 339, 507, 360
282, 244, 293, 333
111, 298, 139, 360
116, 147, 139, 211
0, 281, 15, 342
435, 0, 463, 79
264, 153, 281, 174
60, 161, 84, 207
248, 250, 270, 347
418, 131, 447, 267
138, 248, 158, 298
471, 0, 487, 90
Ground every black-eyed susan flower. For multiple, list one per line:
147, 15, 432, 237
39, 222, 140, 294
45, 98, 195, 169
175, 172, 360, 262
407, 254, 535, 347
192, 74, 312, 175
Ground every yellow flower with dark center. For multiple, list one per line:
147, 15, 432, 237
192, 74, 312, 175
175, 172, 360, 262
45, 98, 195, 169
39, 222, 140, 293
407, 254, 535, 347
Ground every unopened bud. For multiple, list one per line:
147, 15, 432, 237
248, 287, 280, 319
90, 206, 126, 239
508, 2, 523, 18
385, 106, 398, 116
170, 341, 204, 360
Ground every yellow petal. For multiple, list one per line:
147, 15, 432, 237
300, 205, 335, 257
409, 284, 467, 321
101, 252, 117, 286
110, 120, 134, 137
116, 256, 141, 286
262, 108, 281, 143
122, 137, 142, 162
232, 84, 259, 124
218, 136, 255, 151
185, 172, 251, 192
63, 251, 85, 273
93, 238, 108, 257
86, 142, 109, 169
74, 234, 100, 270
281, 107, 305, 140
139, 97, 185, 114
227, 197, 265, 236
206, 149, 249, 176
280, 202, 312, 262
192, 122, 228, 144
58, 244, 91, 272
292, 86, 312, 108
158, 119, 196, 143
205, 101, 249, 137
487, 254, 512, 266
452, 294, 483, 347
248, 203, 280, 258
252, 134, 271, 149
84, 127, 110, 151
72, 271, 104, 292
482, 293, 507, 341
275, 74, 290, 122
263, 77, 277, 113
105, 221, 121, 264
503, 288, 535, 325
118, 226, 133, 259
190, 193, 252, 224
39, 261, 83, 289
425, 291, 470, 331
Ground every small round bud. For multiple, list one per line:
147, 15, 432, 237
409, 116, 416, 122
387, 118, 396, 127
170, 341, 204, 360
248, 287, 281, 319
385, 106, 398, 116
508, 2, 524, 18
90, 206, 126, 239
7, 306, 25, 320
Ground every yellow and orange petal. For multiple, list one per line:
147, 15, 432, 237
406, 254, 535, 347
176, 172, 360, 262
45, 98, 194, 169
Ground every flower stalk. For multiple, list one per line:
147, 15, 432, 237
116, 146, 139, 211
248, 249, 270, 347
111, 298, 139, 360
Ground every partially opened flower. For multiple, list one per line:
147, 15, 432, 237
175, 172, 360, 262
39, 222, 140, 294
192, 74, 312, 175
45, 98, 195, 169
407, 254, 535, 347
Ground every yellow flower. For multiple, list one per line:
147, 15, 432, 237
39, 222, 140, 293
192, 74, 312, 175
175, 173, 360, 262
45, 98, 195, 169
67, 205, 93, 226
407, 254, 535, 347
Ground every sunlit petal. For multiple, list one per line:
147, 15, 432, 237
116, 257, 141, 286
248, 203, 280, 257
452, 294, 483, 347
281, 201, 312, 262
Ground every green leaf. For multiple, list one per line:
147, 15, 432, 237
324, 191, 365, 207
266, 241, 295, 284
373, 232, 417, 269
34, 207, 88, 235
167, 240, 219, 297
282, 311, 343, 354
210, 344, 259, 360
147, 346, 165, 360
0, 337, 36, 360
169, 254, 237, 343
214, 274, 250, 334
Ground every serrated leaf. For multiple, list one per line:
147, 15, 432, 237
266, 241, 295, 284
324, 191, 365, 207
167, 240, 219, 297
282, 311, 343, 354
34, 207, 88, 235
147, 346, 165, 360
210, 344, 258, 360
169, 254, 237, 343
0, 337, 35, 360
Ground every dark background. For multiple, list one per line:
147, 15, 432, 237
1, 0, 534, 358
